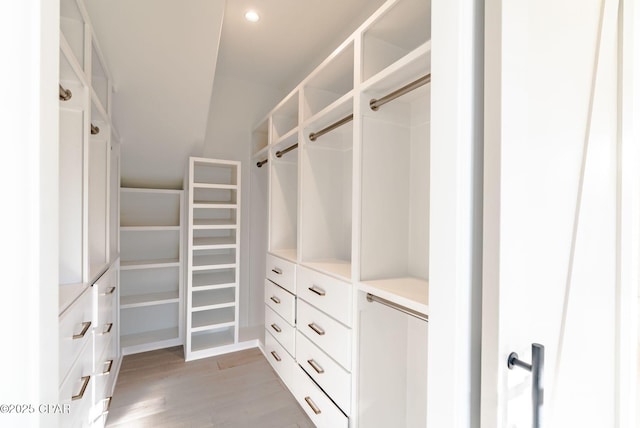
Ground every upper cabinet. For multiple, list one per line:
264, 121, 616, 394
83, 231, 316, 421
59, 0, 119, 298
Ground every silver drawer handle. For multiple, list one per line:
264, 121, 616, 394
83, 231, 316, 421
102, 359, 114, 375
270, 351, 281, 362
307, 323, 325, 336
103, 323, 113, 334
73, 321, 92, 340
304, 396, 321, 415
307, 359, 325, 374
308, 285, 326, 296
270, 296, 281, 304
102, 396, 113, 415
271, 268, 283, 275
72, 375, 90, 401
105, 286, 116, 295
270, 323, 282, 333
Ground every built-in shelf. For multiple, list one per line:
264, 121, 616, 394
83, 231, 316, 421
120, 327, 180, 352
191, 307, 236, 332
193, 219, 238, 229
193, 237, 237, 250
302, 259, 352, 282
192, 254, 237, 270
193, 202, 238, 209
192, 270, 236, 290
268, 249, 298, 264
191, 328, 235, 352
358, 277, 429, 316
120, 258, 180, 270
120, 226, 180, 232
192, 288, 236, 311
120, 291, 180, 309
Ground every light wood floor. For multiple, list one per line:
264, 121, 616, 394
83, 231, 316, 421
106, 346, 314, 427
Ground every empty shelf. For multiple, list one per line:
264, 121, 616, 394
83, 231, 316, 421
191, 328, 235, 352
192, 270, 236, 290
120, 291, 180, 309
120, 258, 180, 270
191, 307, 235, 332
358, 277, 429, 316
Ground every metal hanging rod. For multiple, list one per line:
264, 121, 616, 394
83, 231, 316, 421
276, 143, 298, 158
256, 158, 268, 168
369, 74, 431, 111
366, 293, 428, 322
59, 84, 72, 101
91, 124, 100, 135
309, 114, 353, 141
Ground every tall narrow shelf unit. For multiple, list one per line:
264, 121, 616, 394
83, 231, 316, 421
186, 157, 242, 360
252, 0, 431, 426
119, 188, 184, 355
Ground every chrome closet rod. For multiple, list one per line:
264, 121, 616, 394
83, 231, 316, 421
276, 143, 298, 158
369, 74, 431, 111
59, 84, 72, 101
256, 158, 268, 168
90, 124, 100, 135
309, 114, 354, 141
366, 293, 428, 322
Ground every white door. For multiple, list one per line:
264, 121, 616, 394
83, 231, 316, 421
482, 1, 639, 427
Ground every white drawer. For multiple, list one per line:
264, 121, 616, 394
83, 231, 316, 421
59, 287, 94, 385
265, 305, 295, 356
265, 329, 296, 392
296, 331, 351, 415
297, 266, 352, 326
291, 366, 348, 428
59, 339, 93, 428
264, 279, 296, 325
266, 253, 296, 293
297, 299, 351, 371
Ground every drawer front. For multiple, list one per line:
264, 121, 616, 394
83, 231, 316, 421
264, 279, 296, 325
59, 339, 93, 428
93, 313, 116, 364
292, 366, 349, 428
297, 300, 351, 371
265, 305, 295, 356
266, 253, 296, 293
265, 330, 296, 392
59, 288, 94, 385
296, 332, 351, 415
297, 266, 352, 326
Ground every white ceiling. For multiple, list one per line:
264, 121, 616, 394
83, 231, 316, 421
216, 0, 387, 91
85, 0, 387, 187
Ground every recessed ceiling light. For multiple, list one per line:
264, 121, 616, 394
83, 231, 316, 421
245, 10, 260, 22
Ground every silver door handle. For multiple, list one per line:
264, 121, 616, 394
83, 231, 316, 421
508, 343, 544, 428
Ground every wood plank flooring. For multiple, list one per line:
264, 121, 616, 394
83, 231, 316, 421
106, 347, 314, 428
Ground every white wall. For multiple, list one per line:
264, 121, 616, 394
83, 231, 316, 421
202, 74, 285, 330
1, 1, 60, 426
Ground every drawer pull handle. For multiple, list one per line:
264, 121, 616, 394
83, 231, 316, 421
270, 323, 282, 333
105, 286, 116, 295
103, 396, 113, 414
271, 268, 283, 275
102, 359, 114, 375
72, 375, 90, 401
73, 321, 92, 339
103, 323, 113, 334
270, 296, 281, 304
308, 285, 326, 296
307, 359, 325, 374
308, 323, 325, 336
304, 396, 322, 415
271, 351, 281, 362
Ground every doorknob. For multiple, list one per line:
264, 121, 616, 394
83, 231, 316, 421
508, 343, 544, 428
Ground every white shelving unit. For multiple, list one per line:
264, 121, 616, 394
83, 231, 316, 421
251, 0, 431, 426
119, 188, 184, 355
185, 157, 242, 361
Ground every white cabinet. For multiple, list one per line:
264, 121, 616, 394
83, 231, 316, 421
185, 157, 243, 360
252, 0, 431, 426
58, 1, 121, 426
119, 188, 184, 354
